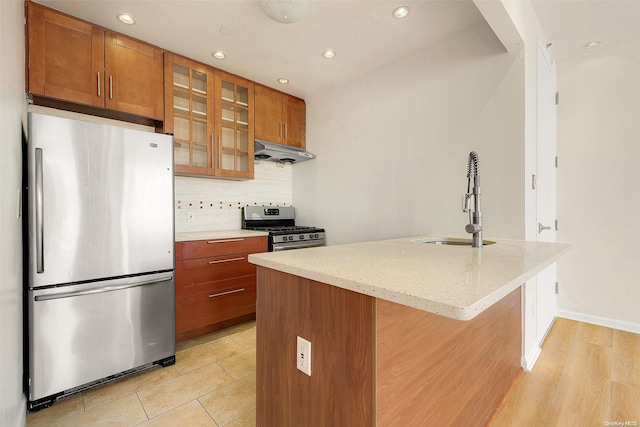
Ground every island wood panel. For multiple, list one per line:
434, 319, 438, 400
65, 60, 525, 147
256, 268, 374, 427
375, 287, 522, 426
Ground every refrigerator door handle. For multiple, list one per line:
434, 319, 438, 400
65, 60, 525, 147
34, 275, 173, 301
35, 148, 44, 273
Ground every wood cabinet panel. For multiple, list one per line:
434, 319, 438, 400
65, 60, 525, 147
105, 33, 164, 120
256, 267, 374, 426
175, 236, 267, 260
27, 3, 104, 107
282, 95, 306, 148
254, 84, 306, 149
175, 236, 267, 342
26, 1, 163, 122
176, 281, 256, 334
176, 255, 256, 292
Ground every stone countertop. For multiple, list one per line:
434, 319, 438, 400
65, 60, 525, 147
248, 236, 571, 321
175, 229, 269, 242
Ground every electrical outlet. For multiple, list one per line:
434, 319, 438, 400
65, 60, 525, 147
187, 211, 195, 223
296, 336, 312, 376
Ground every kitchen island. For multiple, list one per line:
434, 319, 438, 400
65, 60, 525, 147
249, 236, 570, 426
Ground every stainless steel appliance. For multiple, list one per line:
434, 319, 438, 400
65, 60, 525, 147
254, 139, 316, 163
242, 206, 325, 251
25, 112, 176, 411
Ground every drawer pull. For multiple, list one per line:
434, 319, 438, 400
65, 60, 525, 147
209, 288, 245, 298
208, 257, 244, 265
207, 238, 245, 244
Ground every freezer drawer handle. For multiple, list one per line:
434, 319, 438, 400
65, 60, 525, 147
208, 257, 244, 265
34, 276, 173, 301
209, 288, 244, 298
207, 238, 245, 244
35, 148, 44, 273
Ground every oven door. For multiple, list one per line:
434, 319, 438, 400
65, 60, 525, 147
272, 240, 326, 251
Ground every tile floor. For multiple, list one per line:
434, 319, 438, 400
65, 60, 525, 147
26, 322, 257, 427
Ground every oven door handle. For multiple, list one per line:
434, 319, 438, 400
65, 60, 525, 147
273, 241, 325, 251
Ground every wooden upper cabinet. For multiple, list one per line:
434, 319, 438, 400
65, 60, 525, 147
26, 1, 163, 121
255, 84, 306, 149
214, 71, 254, 180
104, 33, 164, 120
27, 4, 104, 107
164, 53, 215, 176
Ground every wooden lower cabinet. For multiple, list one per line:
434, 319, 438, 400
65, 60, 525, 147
256, 267, 522, 427
175, 236, 267, 342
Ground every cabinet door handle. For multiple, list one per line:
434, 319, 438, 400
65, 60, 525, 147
218, 134, 222, 168
209, 288, 245, 298
97, 72, 101, 97
109, 75, 113, 99
207, 238, 245, 244
284, 122, 288, 139
208, 257, 244, 265
279, 122, 283, 138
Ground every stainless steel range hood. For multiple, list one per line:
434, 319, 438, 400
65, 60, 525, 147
254, 140, 316, 164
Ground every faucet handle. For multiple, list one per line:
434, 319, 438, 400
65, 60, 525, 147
462, 194, 471, 212
465, 223, 481, 234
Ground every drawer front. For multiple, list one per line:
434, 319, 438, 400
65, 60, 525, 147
176, 274, 255, 299
176, 236, 268, 260
176, 282, 256, 334
176, 254, 255, 291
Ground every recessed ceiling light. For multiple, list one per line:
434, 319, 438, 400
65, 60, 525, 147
322, 50, 336, 59
278, 78, 289, 84
392, 6, 410, 19
583, 41, 602, 49
212, 51, 227, 60
117, 14, 135, 25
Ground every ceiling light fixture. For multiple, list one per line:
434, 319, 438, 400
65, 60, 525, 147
261, 0, 310, 23
583, 40, 602, 49
117, 14, 135, 25
278, 78, 290, 84
392, 6, 410, 19
322, 50, 336, 59
212, 51, 227, 60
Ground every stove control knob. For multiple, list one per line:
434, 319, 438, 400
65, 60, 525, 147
314, 234, 319, 238
288, 236, 294, 241
299, 235, 304, 240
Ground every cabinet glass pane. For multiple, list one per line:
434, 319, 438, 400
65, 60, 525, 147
174, 91, 189, 115
237, 129, 248, 150
192, 70, 207, 94
192, 120, 206, 144
221, 149, 235, 170
221, 80, 234, 102
173, 64, 189, 89
174, 117, 189, 141
236, 86, 249, 106
193, 95, 207, 118
221, 127, 234, 149
236, 108, 249, 128
237, 152, 249, 172
221, 104, 234, 124
193, 145, 207, 167
174, 142, 189, 165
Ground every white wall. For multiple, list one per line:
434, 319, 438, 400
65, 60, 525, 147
294, 20, 525, 245
556, 39, 640, 333
0, 0, 27, 425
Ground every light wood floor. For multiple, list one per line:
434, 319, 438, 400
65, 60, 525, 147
492, 318, 640, 426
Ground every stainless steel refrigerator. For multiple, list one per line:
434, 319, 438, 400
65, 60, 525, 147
25, 112, 176, 411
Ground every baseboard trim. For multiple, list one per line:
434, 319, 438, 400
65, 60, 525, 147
557, 310, 640, 334
522, 344, 542, 372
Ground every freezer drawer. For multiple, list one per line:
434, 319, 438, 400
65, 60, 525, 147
28, 273, 175, 403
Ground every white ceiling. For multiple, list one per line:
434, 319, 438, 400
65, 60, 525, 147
34, 1, 640, 99
530, 0, 640, 61
34, 0, 486, 99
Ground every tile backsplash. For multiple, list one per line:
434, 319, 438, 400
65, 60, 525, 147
175, 161, 293, 232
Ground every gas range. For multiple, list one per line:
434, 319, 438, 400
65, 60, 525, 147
242, 206, 326, 251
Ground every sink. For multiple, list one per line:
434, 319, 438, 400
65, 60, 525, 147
412, 237, 496, 246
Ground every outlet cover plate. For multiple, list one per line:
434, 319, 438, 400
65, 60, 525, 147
296, 336, 311, 376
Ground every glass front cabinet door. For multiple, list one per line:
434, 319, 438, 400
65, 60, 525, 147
214, 71, 254, 179
164, 53, 215, 176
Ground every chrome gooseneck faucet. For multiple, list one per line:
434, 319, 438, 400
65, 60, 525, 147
463, 151, 482, 248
